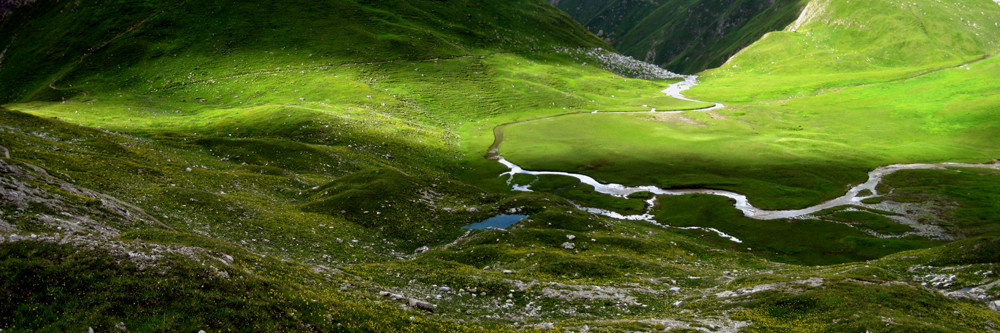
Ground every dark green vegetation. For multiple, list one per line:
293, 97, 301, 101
822, 210, 913, 235
551, 0, 807, 73
0, 0, 604, 103
528, 175, 649, 215
652, 195, 938, 266
1, 0, 1000, 331
881, 168, 1000, 239
0, 240, 423, 332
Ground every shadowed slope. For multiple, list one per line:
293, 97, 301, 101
552, 0, 807, 73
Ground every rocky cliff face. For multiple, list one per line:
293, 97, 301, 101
1, 0, 34, 17
551, 0, 805, 73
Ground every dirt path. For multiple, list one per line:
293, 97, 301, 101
45, 0, 190, 96
150, 53, 491, 93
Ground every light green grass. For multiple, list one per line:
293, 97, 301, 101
500, 0, 1000, 209
501, 56, 1000, 208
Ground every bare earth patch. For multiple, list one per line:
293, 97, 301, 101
637, 113, 706, 126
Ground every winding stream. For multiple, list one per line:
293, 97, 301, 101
486, 75, 1000, 241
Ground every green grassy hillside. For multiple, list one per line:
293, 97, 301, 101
504, 55, 1000, 209
3, 0, 1000, 331
0, 0, 606, 103
498, 0, 1000, 296
551, 0, 807, 73
506, 0, 1000, 207
695, 0, 1000, 98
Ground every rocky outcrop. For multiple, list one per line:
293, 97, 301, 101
379, 291, 438, 312
0, 158, 168, 235
1, 0, 35, 17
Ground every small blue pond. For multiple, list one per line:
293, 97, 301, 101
462, 214, 528, 230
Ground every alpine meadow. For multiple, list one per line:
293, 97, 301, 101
1, 0, 1000, 331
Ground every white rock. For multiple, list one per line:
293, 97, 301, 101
533, 323, 555, 330
566, 235, 576, 240
409, 299, 437, 311
561, 242, 575, 250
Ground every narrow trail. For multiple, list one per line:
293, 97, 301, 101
783, 55, 994, 101
0, 34, 15, 74
52, 1, 488, 95
45, 0, 190, 95
487, 76, 1000, 242
856, 55, 991, 88
150, 53, 491, 93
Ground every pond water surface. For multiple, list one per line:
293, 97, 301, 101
461, 214, 528, 230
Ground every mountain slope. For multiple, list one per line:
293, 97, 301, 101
692, 0, 1000, 101
4, 0, 1000, 331
0, 0, 719, 330
551, 0, 807, 73
0, 0, 606, 103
